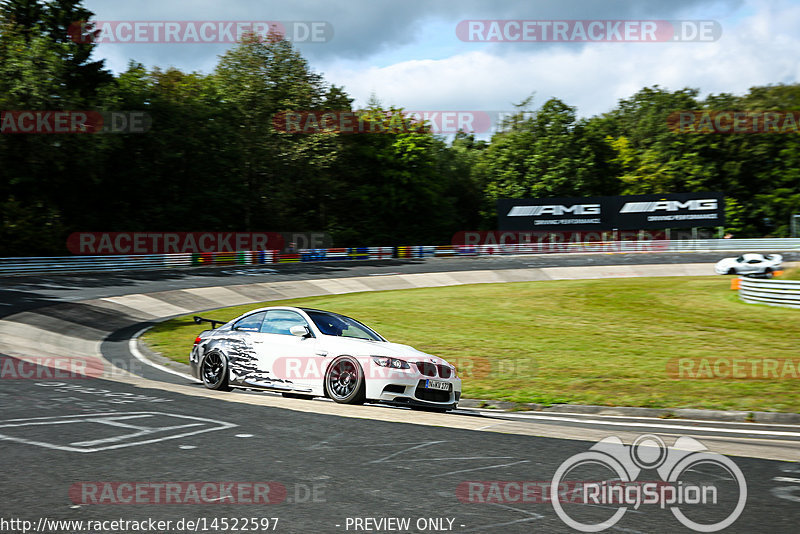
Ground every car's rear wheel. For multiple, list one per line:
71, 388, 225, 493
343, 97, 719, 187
201, 351, 232, 391
324, 355, 365, 404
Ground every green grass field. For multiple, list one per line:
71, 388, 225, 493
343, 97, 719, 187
142, 276, 800, 413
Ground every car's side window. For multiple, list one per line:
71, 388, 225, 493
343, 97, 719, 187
748, 259, 761, 264
261, 310, 311, 336
233, 311, 267, 332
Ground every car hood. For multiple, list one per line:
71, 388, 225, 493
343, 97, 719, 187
318, 336, 450, 365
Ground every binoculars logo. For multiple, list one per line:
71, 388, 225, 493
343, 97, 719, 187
551, 434, 747, 532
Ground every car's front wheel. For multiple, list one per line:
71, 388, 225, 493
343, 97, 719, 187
324, 355, 365, 404
200, 351, 232, 391
727, 268, 737, 275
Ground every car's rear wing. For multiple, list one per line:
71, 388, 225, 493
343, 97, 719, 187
193, 316, 227, 329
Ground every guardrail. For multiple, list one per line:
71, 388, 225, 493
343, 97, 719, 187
738, 277, 800, 309
1, 238, 800, 276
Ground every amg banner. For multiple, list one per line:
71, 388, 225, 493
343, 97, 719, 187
498, 192, 725, 231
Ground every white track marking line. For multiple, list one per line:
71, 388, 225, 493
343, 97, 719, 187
129, 327, 199, 383
0, 412, 236, 453
474, 411, 800, 438
467, 408, 800, 429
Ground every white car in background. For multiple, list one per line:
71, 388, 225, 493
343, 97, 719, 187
714, 253, 783, 276
189, 307, 461, 411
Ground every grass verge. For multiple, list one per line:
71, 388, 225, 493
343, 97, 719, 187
142, 276, 800, 412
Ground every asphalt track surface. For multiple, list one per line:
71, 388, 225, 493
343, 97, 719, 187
2, 252, 800, 533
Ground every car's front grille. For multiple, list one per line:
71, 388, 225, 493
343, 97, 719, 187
415, 362, 437, 377
415, 362, 453, 379
414, 380, 451, 403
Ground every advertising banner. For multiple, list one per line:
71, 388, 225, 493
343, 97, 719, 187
498, 193, 725, 231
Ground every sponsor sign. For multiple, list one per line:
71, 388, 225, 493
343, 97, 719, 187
498, 193, 725, 231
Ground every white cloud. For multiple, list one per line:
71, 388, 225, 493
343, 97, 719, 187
323, 0, 800, 122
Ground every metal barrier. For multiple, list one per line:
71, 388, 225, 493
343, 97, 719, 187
0, 254, 192, 275
2, 239, 800, 276
739, 277, 800, 309
669, 238, 800, 251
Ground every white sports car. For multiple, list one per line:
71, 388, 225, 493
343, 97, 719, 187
714, 253, 783, 276
189, 307, 462, 411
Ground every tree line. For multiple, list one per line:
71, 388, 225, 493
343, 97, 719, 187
1, 0, 799, 256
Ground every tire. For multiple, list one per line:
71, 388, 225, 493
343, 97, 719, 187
727, 268, 737, 275
324, 355, 366, 404
200, 350, 232, 391
764, 268, 773, 278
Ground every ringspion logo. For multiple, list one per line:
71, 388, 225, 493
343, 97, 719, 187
551, 435, 746, 532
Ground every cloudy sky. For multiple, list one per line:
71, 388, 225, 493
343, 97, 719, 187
83, 0, 800, 122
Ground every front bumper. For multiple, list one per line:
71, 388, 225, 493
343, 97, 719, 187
366, 373, 462, 409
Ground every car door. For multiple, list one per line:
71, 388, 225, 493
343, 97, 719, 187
744, 257, 764, 273
226, 311, 268, 377
251, 309, 322, 393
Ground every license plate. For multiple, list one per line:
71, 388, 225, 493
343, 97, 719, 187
425, 380, 450, 391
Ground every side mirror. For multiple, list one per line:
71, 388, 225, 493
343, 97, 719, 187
290, 325, 310, 337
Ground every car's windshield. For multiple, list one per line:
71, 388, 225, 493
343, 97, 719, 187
304, 310, 385, 341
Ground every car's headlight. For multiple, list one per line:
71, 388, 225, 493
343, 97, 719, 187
372, 356, 410, 369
